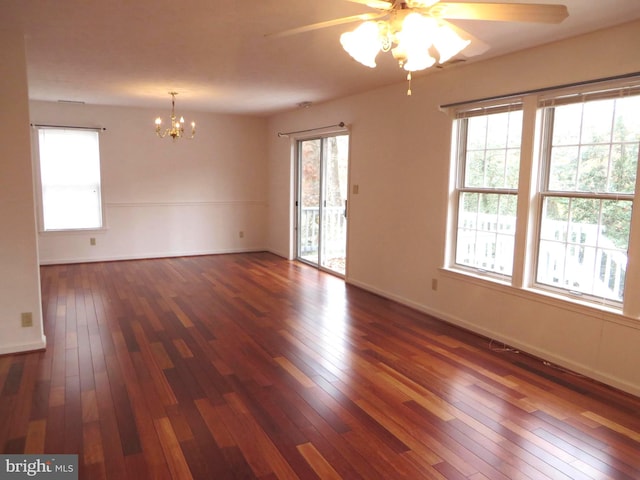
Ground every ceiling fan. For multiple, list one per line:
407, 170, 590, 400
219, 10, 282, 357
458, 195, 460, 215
269, 1, 568, 81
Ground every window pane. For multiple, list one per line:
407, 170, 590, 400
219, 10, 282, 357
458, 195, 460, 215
42, 187, 102, 230
299, 139, 321, 263
552, 103, 582, 145
548, 96, 638, 195
540, 196, 569, 242
507, 111, 523, 148
548, 146, 578, 190
455, 109, 521, 278
505, 148, 521, 188
455, 193, 479, 267
486, 149, 507, 188
540, 93, 639, 304
610, 143, 638, 193
537, 197, 629, 302
456, 192, 515, 275
600, 199, 632, 251
38, 128, 102, 230
464, 150, 485, 188
486, 113, 508, 149
613, 95, 640, 143
577, 145, 609, 192
467, 116, 488, 150
463, 110, 522, 189
581, 99, 614, 144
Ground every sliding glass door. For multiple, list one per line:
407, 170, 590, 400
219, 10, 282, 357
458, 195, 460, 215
297, 134, 349, 275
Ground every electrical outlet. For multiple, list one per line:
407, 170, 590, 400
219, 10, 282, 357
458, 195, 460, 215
239, 231, 244, 238
90, 237, 96, 246
21, 312, 33, 328
431, 278, 438, 291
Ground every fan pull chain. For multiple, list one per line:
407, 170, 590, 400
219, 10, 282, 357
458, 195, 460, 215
407, 72, 412, 96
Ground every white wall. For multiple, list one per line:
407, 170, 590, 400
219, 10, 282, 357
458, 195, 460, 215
31, 101, 268, 263
267, 20, 640, 396
0, 24, 46, 354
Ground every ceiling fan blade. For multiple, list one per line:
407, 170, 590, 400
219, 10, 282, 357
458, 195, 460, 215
431, 2, 569, 23
343, 0, 394, 9
266, 12, 386, 38
440, 20, 491, 57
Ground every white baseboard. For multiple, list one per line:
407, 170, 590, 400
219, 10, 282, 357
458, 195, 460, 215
0, 335, 47, 355
266, 248, 292, 260
39, 247, 267, 265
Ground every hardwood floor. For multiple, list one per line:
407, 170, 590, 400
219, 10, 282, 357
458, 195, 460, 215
2, 252, 640, 479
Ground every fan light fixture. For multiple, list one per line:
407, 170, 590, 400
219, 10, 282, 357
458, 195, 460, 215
339, 8, 470, 94
154, 92, 196, 141
267, 1, 568, 95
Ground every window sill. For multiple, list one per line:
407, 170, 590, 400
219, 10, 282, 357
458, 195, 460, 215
440, 266, 640, 330
39, 227, 108, 235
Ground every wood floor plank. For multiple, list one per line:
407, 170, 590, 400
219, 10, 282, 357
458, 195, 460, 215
83, 420, 105, 466
153, 416, 193, 480
81, 389, 99, 423
93, 370, 128, 479
212, 400, 274, 478
194, 398, 236, 449
2, 253, 640, 479
224, 391, 302, 480
24, 419, 46, 454
297, 442, 342, 480
554, 418, 640, 475
274, 356, 316, 388
451, 397, 577, 479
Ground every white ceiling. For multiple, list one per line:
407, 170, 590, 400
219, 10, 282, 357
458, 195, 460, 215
8, 0, 640, 116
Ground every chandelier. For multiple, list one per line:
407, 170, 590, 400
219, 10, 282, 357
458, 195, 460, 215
154, 92, 196, 141
339, 7, 470, 94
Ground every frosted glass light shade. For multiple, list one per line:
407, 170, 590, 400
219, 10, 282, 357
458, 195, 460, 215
400, 13, 436, 45
433, 25, 471, 63
340, 21, 382, 68
403, 50, 436, 71
340, 13, 471, 73
395, 13, 437, 71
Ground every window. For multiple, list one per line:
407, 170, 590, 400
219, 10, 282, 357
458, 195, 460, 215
453, 106, 523, 277
447, 79, 640, 311
36, 127, 103, 231
536, 93, 640, 302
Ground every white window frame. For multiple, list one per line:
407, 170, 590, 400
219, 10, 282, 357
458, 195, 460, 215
33, 126, 106, 233
445, 78, 640, 318
534, 92, 639, 307
449, 100, 524, 282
